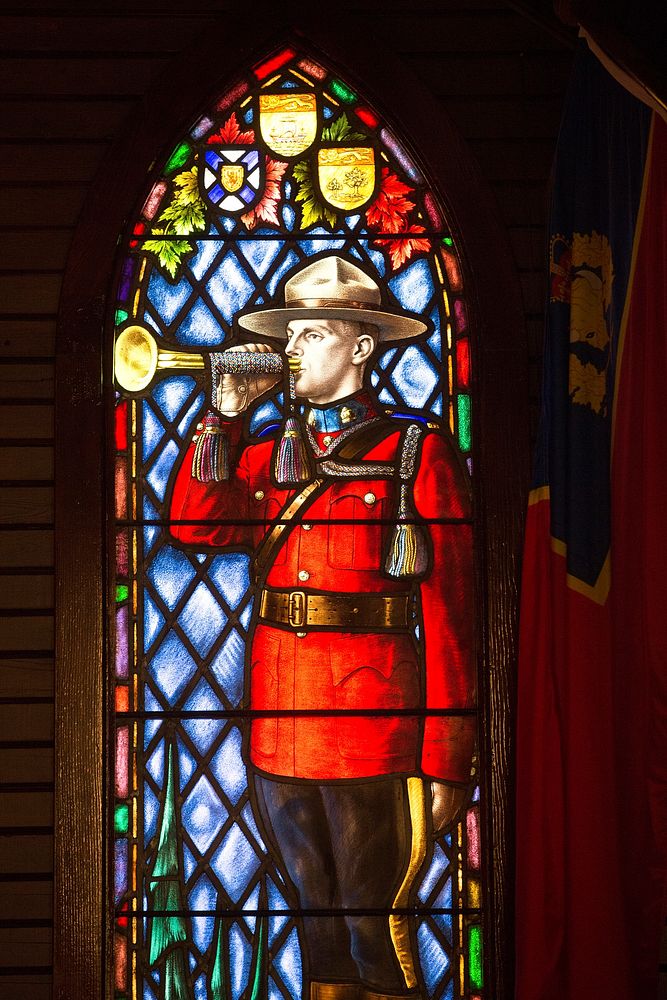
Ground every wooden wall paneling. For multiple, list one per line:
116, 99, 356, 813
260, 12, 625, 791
0, 320, 57, 358
0, 404, 54, 438
0, 926, 52, 969
0, 14, 216, 52
0, 880, 53, 920
0, 571, 53, 604
2, 235, 72, 273
0, 276, 62, 315
0, 145, 109, 185
366, 9, 570, 51
0, 446, 54, 479
0, 980, 51, 1000
0, 369, 54, 401
2, 100, 135, 141
0, 617, 53, 654
0, 185, 88, 228
0, 752, 54, 797
0, 497, 53, 547
0, 790, 53, 828
0, 657, 54, 700
0, 57, 166, 97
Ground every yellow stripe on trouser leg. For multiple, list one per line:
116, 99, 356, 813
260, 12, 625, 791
389, 776, 428, 989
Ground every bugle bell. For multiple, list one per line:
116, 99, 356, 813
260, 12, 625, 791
113, 325, 291, 394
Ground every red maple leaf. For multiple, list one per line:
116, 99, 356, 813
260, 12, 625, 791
241, 158, 288, 229
376, 224, 431, 270
207, 112, 255, 145
365, 168, 415, 233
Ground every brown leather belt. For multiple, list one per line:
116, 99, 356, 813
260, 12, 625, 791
258, 587, 412, 631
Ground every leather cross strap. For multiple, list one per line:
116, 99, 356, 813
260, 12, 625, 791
252, 417, 394, 582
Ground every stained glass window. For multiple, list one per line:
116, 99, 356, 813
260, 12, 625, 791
111, 46, 481, 1000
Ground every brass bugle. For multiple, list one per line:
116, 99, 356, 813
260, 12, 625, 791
114, 325, 294, 394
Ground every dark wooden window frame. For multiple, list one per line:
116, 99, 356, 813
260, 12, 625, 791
54, 15, 529, 1000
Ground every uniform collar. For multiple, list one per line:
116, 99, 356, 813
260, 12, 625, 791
303, 392, 376, 433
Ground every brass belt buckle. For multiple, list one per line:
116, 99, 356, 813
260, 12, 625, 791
288, 590, 306, 628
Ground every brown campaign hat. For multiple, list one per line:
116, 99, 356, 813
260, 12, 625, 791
237, 255, 428, 341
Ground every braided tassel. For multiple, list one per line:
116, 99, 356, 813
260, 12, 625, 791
192, 412, 229, 482
274, 371, 313, 485
385, 486, 429, 578
385, 424, 429, 577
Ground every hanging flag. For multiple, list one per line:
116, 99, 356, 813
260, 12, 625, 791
516, 42, 666, 1000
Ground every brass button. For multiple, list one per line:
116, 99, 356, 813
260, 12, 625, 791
364, 492, 376, 506
298, 570, 310, 582
322, 434, 332, 446
254, 490, 265, 501
302, 523, 312, 531
296, 631, 307, 639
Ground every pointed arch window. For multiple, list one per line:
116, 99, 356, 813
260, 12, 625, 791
111, 45, 481, 1000
55, 27, 527, 1000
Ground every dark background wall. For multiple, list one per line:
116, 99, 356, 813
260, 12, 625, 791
0, 2, 574, 996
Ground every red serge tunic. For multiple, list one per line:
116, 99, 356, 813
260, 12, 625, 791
169, 399, 475, 784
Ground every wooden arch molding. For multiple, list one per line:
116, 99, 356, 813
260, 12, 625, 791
54, 14, 530, 1000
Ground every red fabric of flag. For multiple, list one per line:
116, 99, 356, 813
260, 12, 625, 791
515, 53, 667, 1000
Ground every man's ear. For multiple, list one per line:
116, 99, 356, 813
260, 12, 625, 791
351, 334, 375, 366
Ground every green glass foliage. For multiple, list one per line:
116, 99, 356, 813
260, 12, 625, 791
247, 881, 269, 1000
144, 168, 205, 277
208, 915, 228, 1000
320, 112, 365, 145
163, 948, 192, 1000
116, 584, 129, 603
148, 738, 193, 1000
293, 160, 336, 229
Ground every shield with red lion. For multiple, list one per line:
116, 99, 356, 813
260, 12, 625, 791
200, 146, 265, 214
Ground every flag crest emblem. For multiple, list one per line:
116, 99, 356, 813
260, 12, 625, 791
318, 147, 376, 211
200, 146, 264, 214
259, 93, 318, 158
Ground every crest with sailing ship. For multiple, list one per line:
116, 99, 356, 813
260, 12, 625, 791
259, 93, 319, 158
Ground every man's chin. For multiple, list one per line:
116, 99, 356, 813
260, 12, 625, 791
292, 371, 312, 398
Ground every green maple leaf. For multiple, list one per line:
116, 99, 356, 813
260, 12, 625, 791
172, 167, 201, 203
159, 198, 205, 235
156, 167, 206, 236
321, 113, 366, 143
143, 231, 193, 278
293, 160, 337, 229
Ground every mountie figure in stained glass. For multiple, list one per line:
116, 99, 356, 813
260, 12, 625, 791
169, 255, 476, 1000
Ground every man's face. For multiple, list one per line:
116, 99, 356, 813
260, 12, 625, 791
284, 318, 372, 404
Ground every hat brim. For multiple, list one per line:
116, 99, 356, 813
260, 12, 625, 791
237, 306, 428, 341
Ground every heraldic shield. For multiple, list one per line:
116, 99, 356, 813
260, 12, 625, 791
259, 93, 318, 158
200, 146, 265, 214
318, 146, 376, 211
